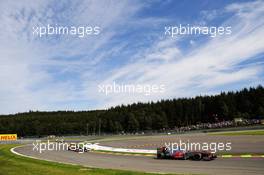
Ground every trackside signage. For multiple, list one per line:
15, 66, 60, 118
0, 134, 17, 141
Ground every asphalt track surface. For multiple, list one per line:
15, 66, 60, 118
14, 133, 264, 175
100, 133, 264, 153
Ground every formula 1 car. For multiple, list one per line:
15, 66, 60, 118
157, 147, 217, 161
67, 143, 89, 153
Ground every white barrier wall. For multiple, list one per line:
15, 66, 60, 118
85, 143, 156, 154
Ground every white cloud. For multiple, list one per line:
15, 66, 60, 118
89, 0, 264, 109
0, 0, 142, 114
0, 0, 263, 114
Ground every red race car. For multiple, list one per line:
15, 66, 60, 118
157, 147, 217, 161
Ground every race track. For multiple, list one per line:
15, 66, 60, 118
14, 133, 264, 175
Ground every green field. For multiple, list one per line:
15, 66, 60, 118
0, 144, 179, 175
210, 129, 264, 136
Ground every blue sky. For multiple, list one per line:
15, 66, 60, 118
0, 0, 264, 114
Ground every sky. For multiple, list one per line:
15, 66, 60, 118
0, 0, 264, 114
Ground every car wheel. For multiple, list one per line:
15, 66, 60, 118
193, 154, 202, 161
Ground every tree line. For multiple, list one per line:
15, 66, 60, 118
0, 86, 264, 137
